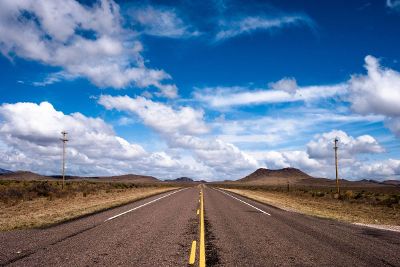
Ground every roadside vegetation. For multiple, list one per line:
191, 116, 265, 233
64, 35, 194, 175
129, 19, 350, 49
214, 184, 400, 226
0, 180, 179, 231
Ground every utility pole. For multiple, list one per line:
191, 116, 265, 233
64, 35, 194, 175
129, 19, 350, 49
334, 137, 340, 194
60, 131, 68, 190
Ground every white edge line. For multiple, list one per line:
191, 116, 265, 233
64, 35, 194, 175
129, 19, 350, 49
215, 188, 271, 216
104, 188, 187, 222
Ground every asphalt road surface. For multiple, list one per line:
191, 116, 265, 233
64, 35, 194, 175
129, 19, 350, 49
1, 185, 399, 266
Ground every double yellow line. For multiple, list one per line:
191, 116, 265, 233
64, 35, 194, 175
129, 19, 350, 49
189, 186, 206, 267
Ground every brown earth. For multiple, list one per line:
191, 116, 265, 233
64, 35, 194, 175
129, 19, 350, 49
0, 184, 177, 231
223, 188, 400, 226
0, 171, 48, 181
0, 171, 160, 183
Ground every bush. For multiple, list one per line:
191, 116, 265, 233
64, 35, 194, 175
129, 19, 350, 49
30, 182, 54, 197
344, 190, 354, 199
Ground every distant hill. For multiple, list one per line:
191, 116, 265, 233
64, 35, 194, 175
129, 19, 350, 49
166, 177, 194, 182
88, 174, 159, 183
0, 171, 48, 180
0, 168, 13, 175
1, 171, 159, 183
382, 180, 400, 186
239, 168, 312, 184
235, 168, 399, 187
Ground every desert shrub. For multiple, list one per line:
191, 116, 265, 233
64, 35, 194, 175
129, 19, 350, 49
379, 195, 400, 207
354, 192, 363, 199
3, 188, 23, 200
29, 182, 54, 197
344, 190, 354, 199
311, 191, 325, 197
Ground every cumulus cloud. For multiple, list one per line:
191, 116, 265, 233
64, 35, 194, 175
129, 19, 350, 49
349, 55, 400, 117
248, 129, 387, 179
304, 130, 385, 179
0, 101, 393, 180
196, 55, 400, 140
254, 150, 322, 172
0, 0, 177, 98
98, 95, 259, 178
348, 55, 400, 136
0, 101, 194, 178
169, 135, 258, 176
215, 15, 312, 41
307, 130, 384, 160
358, 159, 400, 178
129, 6, 199, 38
269, 77, 298, 95
99, 95, 209, 135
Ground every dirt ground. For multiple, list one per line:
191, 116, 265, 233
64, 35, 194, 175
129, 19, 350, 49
0, 184, 177, 231
224, 188, 400, 226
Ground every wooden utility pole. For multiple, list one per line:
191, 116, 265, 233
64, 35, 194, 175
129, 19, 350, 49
334, 137, 340, 194
61, 131, 68, 190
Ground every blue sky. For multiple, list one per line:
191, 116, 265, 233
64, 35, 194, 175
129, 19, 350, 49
0, 0, 400, 181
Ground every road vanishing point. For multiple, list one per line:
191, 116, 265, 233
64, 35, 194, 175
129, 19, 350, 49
1, 185, 399, 266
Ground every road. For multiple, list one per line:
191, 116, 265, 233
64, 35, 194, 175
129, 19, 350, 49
1, 185, 399, 266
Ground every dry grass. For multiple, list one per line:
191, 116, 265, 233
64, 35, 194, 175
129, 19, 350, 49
0, 181, 178, 231
224, 188, 400, 226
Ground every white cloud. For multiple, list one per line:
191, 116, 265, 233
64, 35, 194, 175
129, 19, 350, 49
0, 101, 194, 178
386, 118, 400, 137
250, 150, 322, 173
195, 83, 347, 108
99, 95, 209, 135
116, 116, 136, 126
169, 135, 259, 177
209, 108, 385, 157
269, 77, 298, 95
358, 159, 400, 178
129, 6, 199, 38
213, 116, 306, 146
387, 0, 400, 11
248, 129, 388, 179
32, 71, 77, 87
0, 0, 177, 98
195, 55, 400, 140
215, 15, 312, 41
349, 55, 400, 117
0, 101, 395, 181
307, 130, 384, 160
348, 55, 400, 136
98, 95, 259, 179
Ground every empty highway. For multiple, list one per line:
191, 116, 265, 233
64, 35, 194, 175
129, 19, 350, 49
1, 185, 399, 266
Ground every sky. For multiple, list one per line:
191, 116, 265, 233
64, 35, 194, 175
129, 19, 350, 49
0, 0, 400, 181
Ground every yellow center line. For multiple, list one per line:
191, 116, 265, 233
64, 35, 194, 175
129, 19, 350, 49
189, 240, 197, 264
199, 187, 206, 267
